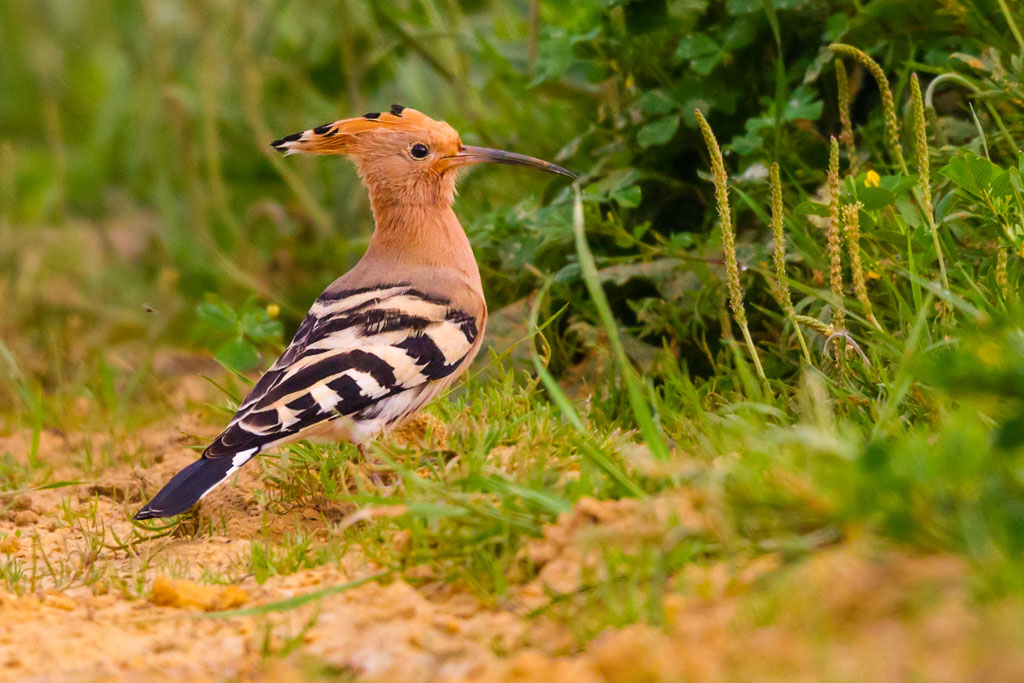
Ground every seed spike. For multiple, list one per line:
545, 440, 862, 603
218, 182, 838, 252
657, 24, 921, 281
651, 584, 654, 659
842, 203, 883, 332
997, 246, 1009, 299
827, 137, 845, 334
694, 108, 768, 388
770, 162, 812, 365
831, 44, 907, 174
911, 73, 950, 300
835, 60, 857, 174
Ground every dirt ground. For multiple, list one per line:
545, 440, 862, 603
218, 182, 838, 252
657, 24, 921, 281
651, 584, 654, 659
2, 417, 1023, 682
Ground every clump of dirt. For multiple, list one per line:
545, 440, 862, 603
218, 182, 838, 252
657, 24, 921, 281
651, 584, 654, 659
89, 470, 152, 504
389, 412, 448, 450
0, 535, 19, 554
521, 493, 709, 597
149, 576, 249, 611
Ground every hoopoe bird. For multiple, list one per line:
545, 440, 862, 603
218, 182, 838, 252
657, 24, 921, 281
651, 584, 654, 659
135, 105, 573, 520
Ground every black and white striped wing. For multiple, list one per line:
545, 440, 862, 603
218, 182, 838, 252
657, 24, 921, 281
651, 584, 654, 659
133, 283, 479, 520
214, 283, 479, 454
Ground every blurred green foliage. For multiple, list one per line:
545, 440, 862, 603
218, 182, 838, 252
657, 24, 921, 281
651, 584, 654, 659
3, 0, 1020, 387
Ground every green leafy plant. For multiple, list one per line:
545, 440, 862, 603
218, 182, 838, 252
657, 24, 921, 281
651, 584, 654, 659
195, 297, 284, 373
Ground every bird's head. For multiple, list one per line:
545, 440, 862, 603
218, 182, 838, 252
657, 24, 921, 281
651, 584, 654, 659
271, 105, 574, 208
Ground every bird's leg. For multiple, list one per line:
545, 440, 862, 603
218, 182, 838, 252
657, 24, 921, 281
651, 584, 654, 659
356, 441, 402, 495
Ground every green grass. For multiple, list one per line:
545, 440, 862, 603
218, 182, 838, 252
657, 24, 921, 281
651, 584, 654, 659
1, 0, 1024, 673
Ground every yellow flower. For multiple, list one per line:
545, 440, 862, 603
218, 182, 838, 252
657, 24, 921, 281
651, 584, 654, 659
866, 270, 881, 280
266, 303, 280, 319
864, 170, 881, 187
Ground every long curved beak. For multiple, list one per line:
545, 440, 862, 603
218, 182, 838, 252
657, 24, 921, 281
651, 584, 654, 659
445, 145, 575, 179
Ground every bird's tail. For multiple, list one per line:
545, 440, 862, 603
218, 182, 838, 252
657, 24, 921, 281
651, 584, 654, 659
133, 448, 258, 520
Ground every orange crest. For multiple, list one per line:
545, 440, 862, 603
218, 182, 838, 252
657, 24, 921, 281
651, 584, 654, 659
271, 104, 440, 156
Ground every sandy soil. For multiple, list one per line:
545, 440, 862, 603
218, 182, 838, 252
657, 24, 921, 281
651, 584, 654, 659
2, 417, 1023, 682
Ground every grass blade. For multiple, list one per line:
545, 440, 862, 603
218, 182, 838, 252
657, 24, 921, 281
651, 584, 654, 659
571, 186, 672, 461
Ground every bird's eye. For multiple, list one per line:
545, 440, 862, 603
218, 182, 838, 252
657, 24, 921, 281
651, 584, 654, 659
410, 143, 430, 160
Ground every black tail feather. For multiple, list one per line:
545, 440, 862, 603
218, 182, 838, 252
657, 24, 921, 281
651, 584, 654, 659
133, 453, 253, 520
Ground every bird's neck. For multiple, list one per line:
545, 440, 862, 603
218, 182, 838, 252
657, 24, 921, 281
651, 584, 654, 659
363, 197, 482, 291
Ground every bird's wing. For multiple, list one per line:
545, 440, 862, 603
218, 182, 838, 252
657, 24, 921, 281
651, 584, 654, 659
209, 282, 480, 457
133, 282, 479, 520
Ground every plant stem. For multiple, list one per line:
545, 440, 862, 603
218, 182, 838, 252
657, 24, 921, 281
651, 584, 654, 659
995, 0, 1024, 54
